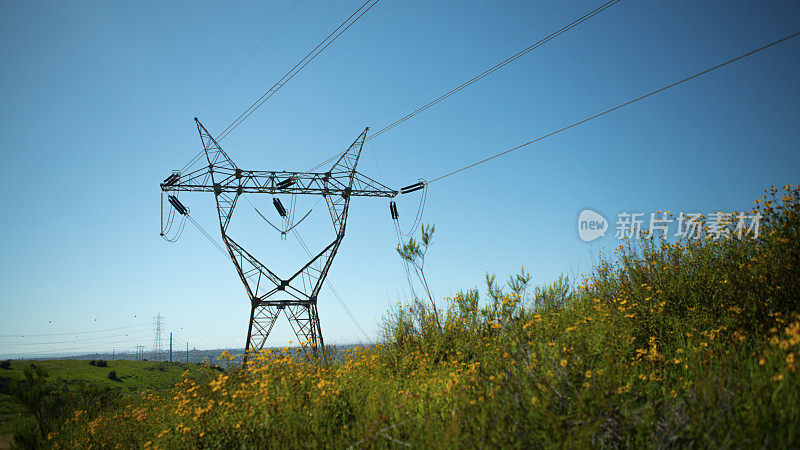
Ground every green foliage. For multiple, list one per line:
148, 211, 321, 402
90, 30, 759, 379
397, 223, 437, 302
396, 222, 442, 331
507, 266, 532, 297
11, 417, 42, 450
0, 360, 11, 370
47, 185, 800, 448
532, 273, 571, 310
9, 364, 119, 446
0, 360, 215, 445
107, 370, 119, 381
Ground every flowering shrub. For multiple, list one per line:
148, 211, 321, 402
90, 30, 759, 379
52, 186, 800, 448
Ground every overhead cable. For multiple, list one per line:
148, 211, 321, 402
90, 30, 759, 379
216, 0, 382, 142
291, 229, 372, 342
0, 324, 150, 338
306, 0, 621, 170
198, 0, 302, 114
364, 0, 621, 142
426, 30, 800, 185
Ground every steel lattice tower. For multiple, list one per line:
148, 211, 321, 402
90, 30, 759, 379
160, 119, 396, 360
153, 313, 164, 361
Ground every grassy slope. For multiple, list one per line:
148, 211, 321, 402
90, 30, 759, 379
0, 360, 214, 435
1, 360, 206, 392
50, 185, 800, 448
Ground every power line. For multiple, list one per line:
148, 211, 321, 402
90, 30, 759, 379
364, 0, 620, 143
426, 30, 800, 185
198, 0, 302, 114
216, 0, 381, 142
0, 324, 150, 339
307, 0, 620, 170
0, 330, 151, 348
370, 1, 574, 130
290, 229, 372, 342
186, 214, 231, 259
4, 339, 147, 356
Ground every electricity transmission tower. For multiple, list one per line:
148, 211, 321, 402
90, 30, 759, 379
153, 313, 164, 361
160, 119, 396, 360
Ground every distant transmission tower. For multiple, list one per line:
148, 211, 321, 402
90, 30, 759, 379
153, 313, 164, 361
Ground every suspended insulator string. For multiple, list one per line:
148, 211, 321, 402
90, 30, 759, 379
426, 30, 800, 185
198, 0, 302, 114
216, 0, 381, 142
306, 0, 619, 171
291, 229, 372, 342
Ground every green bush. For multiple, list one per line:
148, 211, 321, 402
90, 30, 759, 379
0, 360, 11, 370
48, 185, 800, 448
10, 363, 120, 443
11, 416, 43, 450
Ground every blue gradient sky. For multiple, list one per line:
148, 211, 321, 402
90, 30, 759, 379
1, 1, 798, 357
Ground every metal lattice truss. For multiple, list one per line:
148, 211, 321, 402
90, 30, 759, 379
161, 119, 397, 360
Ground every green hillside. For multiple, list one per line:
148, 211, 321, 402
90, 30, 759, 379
0, 359, 215, 445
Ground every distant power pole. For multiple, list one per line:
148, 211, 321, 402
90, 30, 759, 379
169, 332, 173, 363
153, 313, 164, 361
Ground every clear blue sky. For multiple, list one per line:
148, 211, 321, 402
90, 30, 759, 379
1, 0, 798, 357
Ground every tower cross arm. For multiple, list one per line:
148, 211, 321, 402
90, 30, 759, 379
160, 169, 397, 198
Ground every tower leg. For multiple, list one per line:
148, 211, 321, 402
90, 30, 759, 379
285, 304, 323, 358
244, 304, 281, 361
243, 303, 256, 363
243, 303, 325, 360
311, 303, 325, 358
